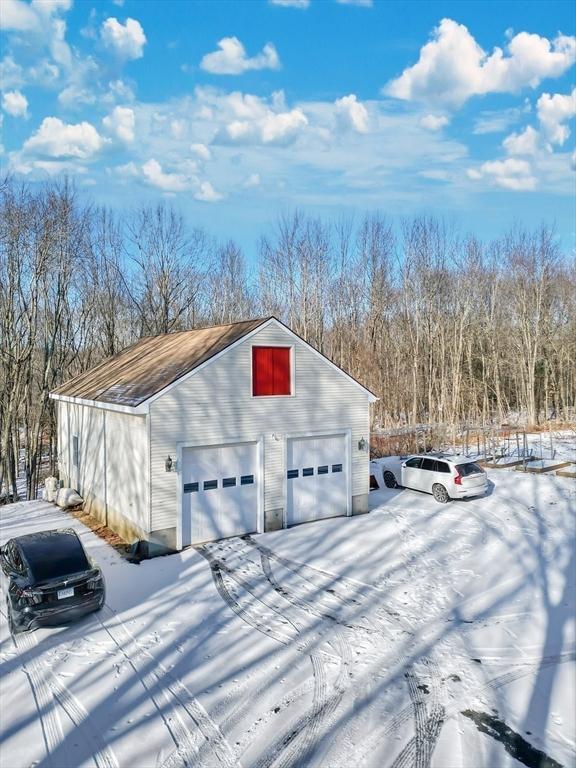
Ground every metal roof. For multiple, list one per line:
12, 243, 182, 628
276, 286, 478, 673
52, 317, 269, 407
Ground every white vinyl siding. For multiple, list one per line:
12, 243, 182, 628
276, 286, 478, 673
105, 410, 149, 532
150, 323, 370, 532
57, 401, 150, 533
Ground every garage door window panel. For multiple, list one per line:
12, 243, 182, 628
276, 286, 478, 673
252, 347, 292, 396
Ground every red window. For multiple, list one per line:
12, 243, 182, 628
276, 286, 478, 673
252, 347, 291, 396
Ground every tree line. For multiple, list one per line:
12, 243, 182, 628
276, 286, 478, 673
1, 178, 574, 500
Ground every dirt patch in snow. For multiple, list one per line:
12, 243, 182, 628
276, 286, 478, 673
67, 507, 131, 557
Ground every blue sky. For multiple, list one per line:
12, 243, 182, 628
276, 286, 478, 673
1, 0, 575, 258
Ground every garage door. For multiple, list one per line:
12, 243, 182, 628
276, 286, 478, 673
181, 442, 258, 545
286, 434, 348, 526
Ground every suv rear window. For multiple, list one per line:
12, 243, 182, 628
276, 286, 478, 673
434, 461, 450, 473
421, 458, 436, 471
19, 531, 90, 583
456, 462, 483, 477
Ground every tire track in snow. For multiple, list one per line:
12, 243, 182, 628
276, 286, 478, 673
245, 535, 414, 636
92, 613, 199, 768
243, 536, 428, 766
97, 607, 238, 768
14, 630, 67, 768
199, 540, 352, 768
46, 671, 118, 768
13, 625, 118, 768
227, 541, 384, 768
391, 659, 445, 768
360, 651, 576, 767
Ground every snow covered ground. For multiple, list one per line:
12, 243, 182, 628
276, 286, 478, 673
1, 469, 575, 768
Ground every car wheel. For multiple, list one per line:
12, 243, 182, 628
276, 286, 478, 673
383, 471, 398, 489
432, 483, 449, 503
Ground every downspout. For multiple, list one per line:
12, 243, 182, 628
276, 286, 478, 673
103, 410, 108, 528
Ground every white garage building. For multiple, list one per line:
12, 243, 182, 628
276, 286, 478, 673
50, 317, 376, 551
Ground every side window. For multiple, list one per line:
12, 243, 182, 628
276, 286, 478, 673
434, 461, 450, 473
405, 458, 422, 469
421, 458, 436, 471
72, 435, 79, 468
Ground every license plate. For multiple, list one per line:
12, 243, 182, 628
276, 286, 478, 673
57, 587, 74, 599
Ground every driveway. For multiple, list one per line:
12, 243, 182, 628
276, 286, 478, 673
1, 469, 574, 767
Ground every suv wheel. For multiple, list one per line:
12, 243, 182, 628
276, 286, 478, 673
383, 471, 398, 489
432, 483, 449, 503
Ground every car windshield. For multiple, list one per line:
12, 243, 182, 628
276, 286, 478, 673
18, 530, 90, 583
457, 462, 483, 477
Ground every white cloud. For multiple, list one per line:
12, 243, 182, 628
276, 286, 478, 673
385, 18, 576, 107
468, 157, 537, 190
243, 173, 261, 188
142, 159, 191, 192
23, 116, 104, 159
336, 0, 373, 5
269, 0, 309, 6
58, 84, 96, 108
472, 103, 530, 134
102, 106, 135, 142
2, 90, 28, 118
105, 79, 135, 103
0, 55, 60, 90
200, 37, 280, 75
0, 0, 40, 31
101, 17, 146, 60
420, 114, 449, 131
12, 158, 88, 177
196, 89, 308, 145
113, 161, 139, 178
537, 89, 576, 146
335, 94, 369, 133
503, 125, 539, 156
31, 0, 72, 14
194, 181, 223, 202
190, 143, 211, 161
221, 108, 308, 145
1, 0, 73, 73
170, 119, 187, 140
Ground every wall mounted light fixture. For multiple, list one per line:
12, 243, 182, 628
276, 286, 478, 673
358, 437, 368, 452
165, 455, 174, 472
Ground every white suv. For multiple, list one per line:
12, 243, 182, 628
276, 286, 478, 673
382, 453, 488, 502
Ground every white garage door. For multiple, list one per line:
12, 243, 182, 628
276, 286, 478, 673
181, 442, 258, 545
286, 434, 348, 526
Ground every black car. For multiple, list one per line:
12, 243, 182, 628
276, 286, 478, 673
0, 529, 105, 633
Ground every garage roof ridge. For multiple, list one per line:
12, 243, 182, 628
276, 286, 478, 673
50, 315, 378, 409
